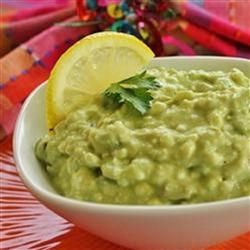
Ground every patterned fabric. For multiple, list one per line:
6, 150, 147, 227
172, 0, 250, 57
0, 0, 97, 140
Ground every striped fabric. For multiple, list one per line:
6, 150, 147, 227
0, 1, 97, 140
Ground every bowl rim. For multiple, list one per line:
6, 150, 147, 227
13, 56, 250, 212
148, 55, 250, 63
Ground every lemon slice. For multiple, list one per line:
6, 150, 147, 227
46, 31, 155, 129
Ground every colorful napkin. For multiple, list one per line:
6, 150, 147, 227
172, 0, 250, 57
0, 0, 97, 140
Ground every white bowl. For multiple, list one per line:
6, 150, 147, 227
14, 57, 250, 250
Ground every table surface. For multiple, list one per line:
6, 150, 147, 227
0, 136, 249, 250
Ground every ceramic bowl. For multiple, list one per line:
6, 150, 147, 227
13, 57, 250, 250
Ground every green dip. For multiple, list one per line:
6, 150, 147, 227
35, 68, 250, 205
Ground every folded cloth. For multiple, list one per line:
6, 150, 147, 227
0, 20, 97, 140
0, 1, 97, 140
170, 0, 250, 57
173, 0, 250, 46
0, 7, 76, 56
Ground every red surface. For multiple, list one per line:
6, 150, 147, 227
0, 136, 249, 250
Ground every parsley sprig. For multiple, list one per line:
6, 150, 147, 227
104, 71, 160, 114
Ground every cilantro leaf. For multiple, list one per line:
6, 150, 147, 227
104, 71, 160, 114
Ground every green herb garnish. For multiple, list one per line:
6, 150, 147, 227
104, 71, 160, 114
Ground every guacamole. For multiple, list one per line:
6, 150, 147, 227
35, 68, 250, 205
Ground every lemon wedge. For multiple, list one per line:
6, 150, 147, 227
46, 31, 155, 129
